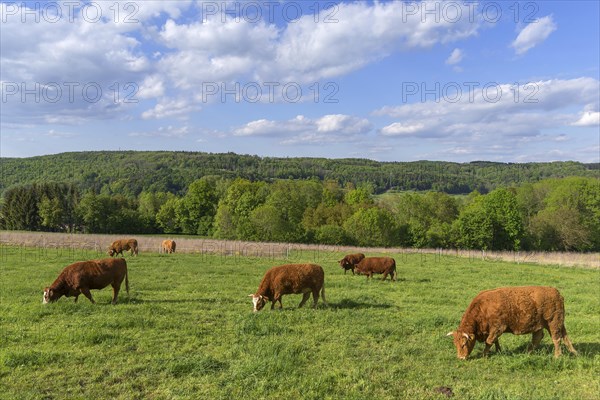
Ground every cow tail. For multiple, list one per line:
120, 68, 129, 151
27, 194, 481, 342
392, 260, 397, 281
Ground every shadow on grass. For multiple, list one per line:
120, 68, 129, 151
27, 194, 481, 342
472, 341, 596, 358
327, 298, 393, 310
119, 297, 203, 305
511, 342, 600, 357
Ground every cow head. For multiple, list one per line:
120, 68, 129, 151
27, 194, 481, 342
107, 248, 115, 256
248, 294, 269, 312
447, 331, 476, 359
339, 258, 353, 270
43, 287, 60, 304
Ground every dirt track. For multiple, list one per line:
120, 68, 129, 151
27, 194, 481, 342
1, 231, 598, 268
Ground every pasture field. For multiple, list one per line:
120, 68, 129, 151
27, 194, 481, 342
0, 246, 598, 399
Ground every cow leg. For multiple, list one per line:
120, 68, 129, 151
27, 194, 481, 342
528, 330, 544, 353
381, 272, 388, 281
484, 331, 501, 356
351, 268, 355, 275
80, 288, 95, 304
494, 339, 501, 352
111, 283, 120, 305
311, 289, 320, 309
298, 292, 310, 308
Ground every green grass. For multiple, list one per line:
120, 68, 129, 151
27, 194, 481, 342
1, 246, 598, 399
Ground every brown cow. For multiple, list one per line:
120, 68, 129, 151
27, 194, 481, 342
338, 253, 365, 275
249, 264, 326, 312
354, 257, 397, 281
162, 239, 176, 254
447, 286, 577, 359
108, 238, 138, 257
43, 258, 129, 305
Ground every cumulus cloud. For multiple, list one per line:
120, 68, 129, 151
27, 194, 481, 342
45, 129, 78, 138
1, 1, 483, 124
129, 125, 190, 138
141, 98, 199, 119
156, 1, 481, 88
375, 77, 600, 140
232, 114, 372, 144
511, 15, 557, 55
572, 110, 600, 127
445, 48, 464, 65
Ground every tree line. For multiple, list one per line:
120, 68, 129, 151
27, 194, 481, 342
1, 151, 597, 196
1, 177, 598, 251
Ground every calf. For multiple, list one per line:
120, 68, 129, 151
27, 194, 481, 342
354, 257, 397, 281
108, 238, 138, 257
338, 253, 365, 275
249, 264, 326, 312
447, 286, 577, 359
162, 239, 176, 254
43, 258, 129, 305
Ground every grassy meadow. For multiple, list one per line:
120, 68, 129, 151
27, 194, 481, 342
0, 245, 598, 399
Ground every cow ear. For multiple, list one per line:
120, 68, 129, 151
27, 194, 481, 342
262, 295, 270, 301
468, 334, 475, 341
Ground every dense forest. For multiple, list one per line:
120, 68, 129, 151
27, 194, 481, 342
1, 154, 598, 251
1, 151, 598, 196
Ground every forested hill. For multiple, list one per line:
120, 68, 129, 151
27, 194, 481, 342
1, 151, 597, 196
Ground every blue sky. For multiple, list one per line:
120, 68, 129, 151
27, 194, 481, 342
1, 0, 599, 162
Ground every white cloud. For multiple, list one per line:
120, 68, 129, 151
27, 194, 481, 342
138, 75, 165, 99
233, 114, 372, 144
374, 77, 600, 140
129, 125, 190, 138
446, 48, 464, 65
381, 122, 426, 136
511, 15, 557, 55
141, 98, 199, 119
155, 1, 481, 90
572, 111, 600, 127
45, 129, 78, 138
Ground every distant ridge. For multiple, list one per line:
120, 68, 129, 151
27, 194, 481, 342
1, 151, 597, 196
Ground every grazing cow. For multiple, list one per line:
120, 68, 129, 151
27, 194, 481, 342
108, 238, 138, 257
43, 258, 129, 305
447, 286, 577, 359
249, 264, 326, 312
338, 253, 365, 275
162, 239, 176, 254
354, 257, 397, 281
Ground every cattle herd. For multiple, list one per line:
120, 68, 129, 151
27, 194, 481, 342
42, 238, 578, 359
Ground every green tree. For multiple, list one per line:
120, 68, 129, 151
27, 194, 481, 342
176, 178, 219, 235
453, 189, 523, 250
38, 196, 63, 231
156, 198, 180, 234
213, 179, 268, 240
343, 207, 399, 247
